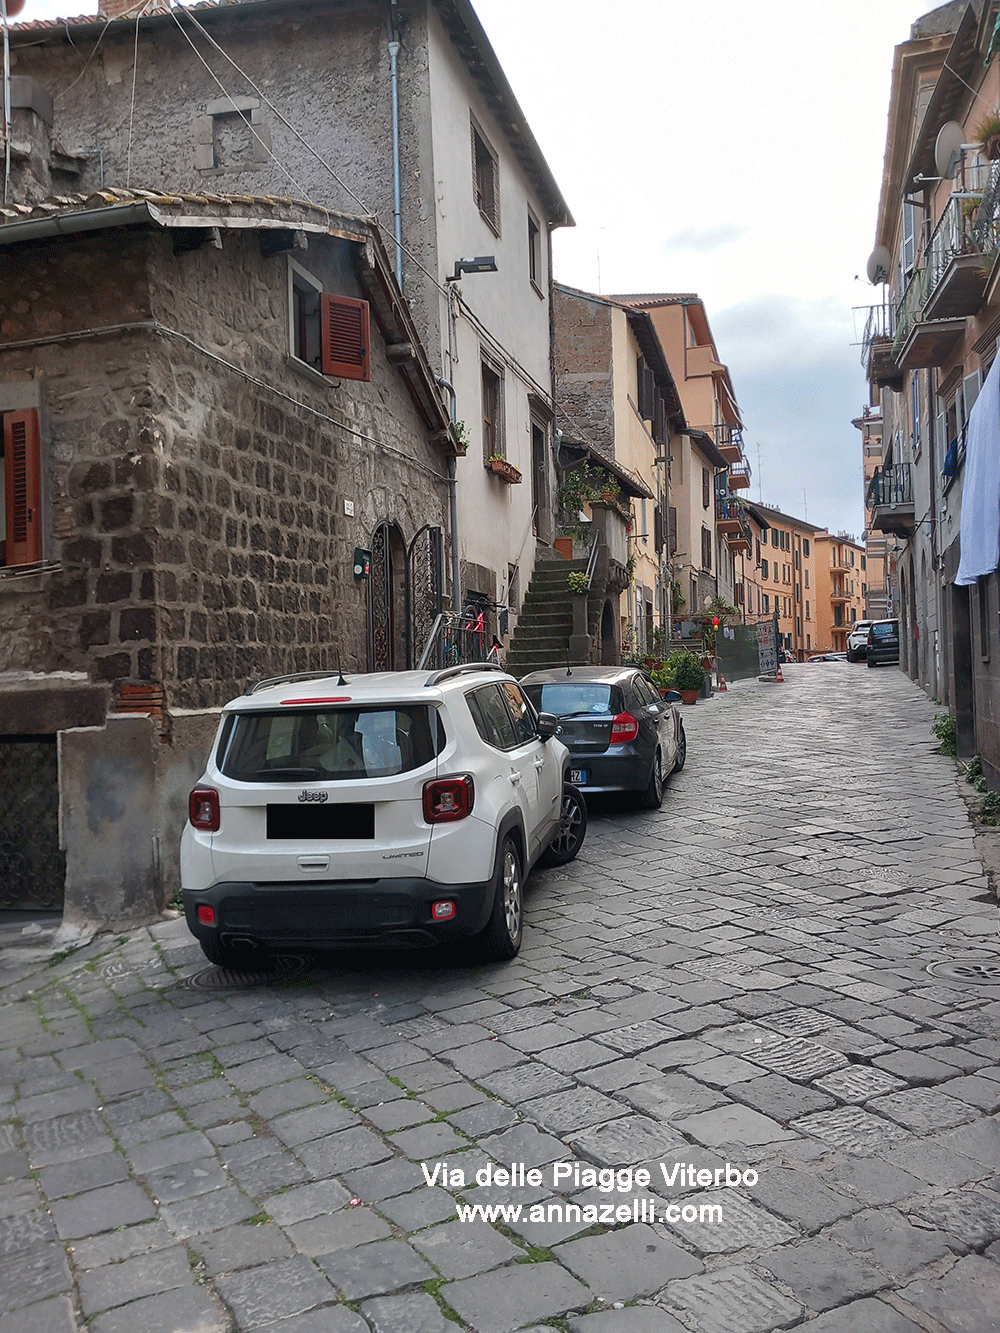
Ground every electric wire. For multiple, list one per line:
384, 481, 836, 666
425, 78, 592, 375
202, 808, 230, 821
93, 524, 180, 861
1, 319, 451, 483
125, 7, 141, 189
170, 5, 454, 306
167, 10, 317, 208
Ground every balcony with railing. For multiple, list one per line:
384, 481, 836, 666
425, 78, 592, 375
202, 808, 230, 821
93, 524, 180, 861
922, 194, 989, 322
716, 498, 744, 534
728, 460, 752, 489
861, 302, 903, 391
715, 424, 745, 465
867, 463, 915, 536
726, 512, 753, 553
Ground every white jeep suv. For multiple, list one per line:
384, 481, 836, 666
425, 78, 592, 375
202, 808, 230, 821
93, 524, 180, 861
847, 621, 872, 662
180, 664, 585, 966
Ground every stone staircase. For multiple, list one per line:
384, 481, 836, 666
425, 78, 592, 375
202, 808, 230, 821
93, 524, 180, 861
505, 558, 605, 677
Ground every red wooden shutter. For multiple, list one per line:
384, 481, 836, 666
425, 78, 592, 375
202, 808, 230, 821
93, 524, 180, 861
4, 409, 42, 566
320, 295, 370, 381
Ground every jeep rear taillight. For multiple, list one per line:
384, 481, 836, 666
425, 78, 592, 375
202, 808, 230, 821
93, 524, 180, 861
189, 787, 220, 832
610, 712, 639, 744
423, 775, 474, 823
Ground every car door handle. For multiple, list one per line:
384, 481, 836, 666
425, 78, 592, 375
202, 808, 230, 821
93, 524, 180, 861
532, 758, 544, 770
509, 770, 522, 785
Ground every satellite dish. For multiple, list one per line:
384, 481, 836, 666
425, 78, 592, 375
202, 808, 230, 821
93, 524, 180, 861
935, 120, 965, 179
867, 245, 891, 285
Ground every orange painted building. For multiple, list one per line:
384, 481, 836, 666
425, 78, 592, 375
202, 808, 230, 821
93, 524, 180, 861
813, 533, 867, 654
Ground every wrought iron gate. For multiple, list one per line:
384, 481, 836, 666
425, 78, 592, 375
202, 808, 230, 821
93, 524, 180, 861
368, 522, 443, 670
405, 524, 443, 669
0, 737, 65, 910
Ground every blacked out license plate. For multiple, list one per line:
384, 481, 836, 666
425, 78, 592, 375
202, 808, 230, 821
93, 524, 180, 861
267, 804, 375, 839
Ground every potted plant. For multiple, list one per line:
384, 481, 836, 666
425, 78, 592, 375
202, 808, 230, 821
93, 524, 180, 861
975, 111, 1000, 160
668, 650, 705, 704
650, 662, 675, 696
487, 454, 522, 483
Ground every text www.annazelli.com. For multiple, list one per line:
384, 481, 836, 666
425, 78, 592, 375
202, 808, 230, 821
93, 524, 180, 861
455, 1199, 722, 1226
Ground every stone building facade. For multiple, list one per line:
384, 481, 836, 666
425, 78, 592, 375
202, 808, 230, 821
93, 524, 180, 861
0, 191, 453, 925
7, 0, 573, 639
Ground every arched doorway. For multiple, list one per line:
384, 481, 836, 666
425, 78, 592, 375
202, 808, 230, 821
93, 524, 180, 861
600, 600, 617, 664
368, 521, 407, 670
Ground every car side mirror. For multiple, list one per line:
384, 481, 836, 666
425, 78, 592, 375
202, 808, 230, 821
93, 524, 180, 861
536, 712, 559, 740
663, 690, 682, 703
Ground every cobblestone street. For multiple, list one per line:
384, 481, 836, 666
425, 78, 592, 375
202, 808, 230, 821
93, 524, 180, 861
2, 664, 999, 1333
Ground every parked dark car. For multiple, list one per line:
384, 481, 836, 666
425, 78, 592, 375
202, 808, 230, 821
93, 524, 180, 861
520, 666, 685, 810
807, 653, 847, 662
867, 619, 900, 667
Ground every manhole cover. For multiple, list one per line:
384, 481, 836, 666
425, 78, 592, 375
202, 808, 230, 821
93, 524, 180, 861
926, 959, 1000, 985
179, 955, 311, 992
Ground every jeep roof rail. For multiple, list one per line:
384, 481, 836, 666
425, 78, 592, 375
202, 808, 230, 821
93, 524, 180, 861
424, 661, 503, 688
245, 670, 347, 696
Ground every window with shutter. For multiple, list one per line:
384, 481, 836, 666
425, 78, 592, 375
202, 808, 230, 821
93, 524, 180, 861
321, 295, 370, 381
472, 123, 500, 234
702, 468, 710, 509
481, 360, 503, 459
2, 409, 42, 567
668, 505, 677, 554
653, 505, 663, 554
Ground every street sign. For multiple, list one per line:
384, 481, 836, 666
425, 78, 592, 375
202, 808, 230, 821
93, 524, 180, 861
756, 620, 777, 675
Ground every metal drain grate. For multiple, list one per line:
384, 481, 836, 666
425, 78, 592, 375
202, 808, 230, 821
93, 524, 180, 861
926, 958, 1000, 985
180, 955, 311, 992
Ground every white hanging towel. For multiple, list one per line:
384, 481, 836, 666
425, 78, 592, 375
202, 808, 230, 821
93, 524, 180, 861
956, 352, 1000, 585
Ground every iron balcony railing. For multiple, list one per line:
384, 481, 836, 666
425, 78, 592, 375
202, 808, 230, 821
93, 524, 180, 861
716, 498, 743, 524
971, 157, 1000, 255
891, 266, 929, 359
925, 194, 978, 295
866, 462, 913, 508
728, 460, 752, 485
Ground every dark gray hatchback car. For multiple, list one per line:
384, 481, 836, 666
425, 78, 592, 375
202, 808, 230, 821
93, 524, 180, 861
520, 666, 686, 809
867, 619, 900, 667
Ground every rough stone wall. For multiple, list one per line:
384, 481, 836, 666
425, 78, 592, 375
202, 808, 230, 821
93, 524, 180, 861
8, 0, 441, 368
552, 289, 616, 460
0, 223, 450, 710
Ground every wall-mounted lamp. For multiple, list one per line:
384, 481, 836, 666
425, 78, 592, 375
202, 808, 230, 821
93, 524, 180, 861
447, 256, 498, 280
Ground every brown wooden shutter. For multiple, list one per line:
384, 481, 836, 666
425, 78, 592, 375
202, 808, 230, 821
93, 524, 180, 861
653, 504, 663, 554
320, 295, 370, 381
4, 409, 41, 566
668, 505, 677, 554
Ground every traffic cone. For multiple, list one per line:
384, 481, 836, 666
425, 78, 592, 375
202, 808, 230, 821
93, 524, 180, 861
717, 670, 728, 692
775, 663, 784, 683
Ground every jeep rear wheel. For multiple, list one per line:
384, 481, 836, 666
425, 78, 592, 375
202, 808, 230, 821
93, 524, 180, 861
480, 834, 523, 959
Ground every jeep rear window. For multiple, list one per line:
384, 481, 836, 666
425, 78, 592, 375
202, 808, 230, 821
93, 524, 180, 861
872, 623, 897, 638
218, 706, 444, 782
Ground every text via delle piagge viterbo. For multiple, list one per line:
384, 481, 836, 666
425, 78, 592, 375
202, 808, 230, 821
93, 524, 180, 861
421, 1158, 758, 1228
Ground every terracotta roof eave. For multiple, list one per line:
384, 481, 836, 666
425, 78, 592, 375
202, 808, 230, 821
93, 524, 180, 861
902, 3, 981, 192
682, 429, 729, 471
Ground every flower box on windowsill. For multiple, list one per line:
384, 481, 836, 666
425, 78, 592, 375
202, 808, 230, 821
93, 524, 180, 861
486, 457, 522, 484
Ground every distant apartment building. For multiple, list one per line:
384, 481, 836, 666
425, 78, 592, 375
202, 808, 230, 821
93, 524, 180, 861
608, 295, 752, 625
552, 285, 683, 655
813, 533, 868, 654
852, 405, 891, 619
753, 506, 822, 659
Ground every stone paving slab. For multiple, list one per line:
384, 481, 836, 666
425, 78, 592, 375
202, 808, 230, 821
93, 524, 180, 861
3, 668, 1000, 1333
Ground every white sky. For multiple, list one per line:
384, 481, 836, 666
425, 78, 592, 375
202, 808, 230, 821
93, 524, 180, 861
11, 0, 924, 535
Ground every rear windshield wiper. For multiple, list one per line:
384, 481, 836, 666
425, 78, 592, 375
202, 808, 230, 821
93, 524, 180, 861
251, 767, 322, 781
556, 710, 610, 720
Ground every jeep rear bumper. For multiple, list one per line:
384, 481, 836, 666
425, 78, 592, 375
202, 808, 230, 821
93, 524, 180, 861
182, 876, 495, 951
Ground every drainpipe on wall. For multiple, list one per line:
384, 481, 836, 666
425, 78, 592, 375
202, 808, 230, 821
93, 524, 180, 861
387, 13, 404, 292
2, 0, 11, 207
437, 377, 462, 613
